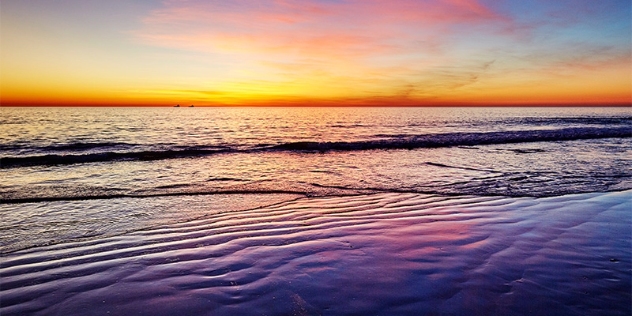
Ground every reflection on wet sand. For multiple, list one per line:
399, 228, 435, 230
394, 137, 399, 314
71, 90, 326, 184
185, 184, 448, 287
1, 191, 630, 315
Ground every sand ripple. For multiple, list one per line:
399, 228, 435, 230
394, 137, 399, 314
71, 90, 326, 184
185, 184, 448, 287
1, 191, 630, 315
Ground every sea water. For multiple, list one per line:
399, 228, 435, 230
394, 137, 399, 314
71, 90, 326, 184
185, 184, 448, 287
0, 107, 631, 315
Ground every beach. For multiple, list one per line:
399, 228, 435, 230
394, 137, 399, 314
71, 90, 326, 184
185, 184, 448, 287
1, 190, 630, 315
1, 107, 631, 315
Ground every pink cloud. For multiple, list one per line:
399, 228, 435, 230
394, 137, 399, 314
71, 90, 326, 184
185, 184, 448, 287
133, 0, 510, 61
130, 0, 521, 101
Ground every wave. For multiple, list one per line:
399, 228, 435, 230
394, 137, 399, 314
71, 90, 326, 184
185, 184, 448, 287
0, 147, 232, 168
439, 116, 632, 130
0, 189, 309, 204
424, 162, 498, 173
1, 127, 629, 168
0, 141, 133, 152
266, 126, 632, 152
505, 116, 632, 126
41, 141, 134, 151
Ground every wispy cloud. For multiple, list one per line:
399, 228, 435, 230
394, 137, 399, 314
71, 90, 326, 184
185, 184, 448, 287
132, 0, 628, 102
130, 0, 521, 101
133, 0, 509, 59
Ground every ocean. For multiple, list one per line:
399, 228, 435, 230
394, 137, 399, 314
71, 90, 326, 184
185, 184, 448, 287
1, 107, 631, 315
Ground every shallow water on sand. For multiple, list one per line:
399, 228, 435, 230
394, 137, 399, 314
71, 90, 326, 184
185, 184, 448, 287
2, 190, 630, 316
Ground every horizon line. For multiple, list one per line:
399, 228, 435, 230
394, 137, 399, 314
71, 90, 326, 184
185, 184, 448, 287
2, 104, 631, 108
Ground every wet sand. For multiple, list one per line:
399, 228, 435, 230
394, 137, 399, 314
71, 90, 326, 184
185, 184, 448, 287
1, 191, 630, 315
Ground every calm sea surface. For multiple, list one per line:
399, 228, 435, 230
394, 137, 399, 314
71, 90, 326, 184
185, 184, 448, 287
1, 106, 631, 252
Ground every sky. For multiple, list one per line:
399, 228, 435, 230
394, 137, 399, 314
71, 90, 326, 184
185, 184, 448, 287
1, 0, 630, 106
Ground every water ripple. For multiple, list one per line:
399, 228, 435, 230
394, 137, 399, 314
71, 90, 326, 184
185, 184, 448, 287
1, 191, 630, 315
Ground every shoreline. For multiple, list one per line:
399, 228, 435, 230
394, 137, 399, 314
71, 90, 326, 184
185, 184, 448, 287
2, 188, 631, 254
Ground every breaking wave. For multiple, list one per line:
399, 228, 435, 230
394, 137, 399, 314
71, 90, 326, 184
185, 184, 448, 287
2, 127, 630, 168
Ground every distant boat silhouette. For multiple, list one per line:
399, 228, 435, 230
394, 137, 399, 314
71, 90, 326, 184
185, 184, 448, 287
189, 105, 194, 107
174, 104, 180, 107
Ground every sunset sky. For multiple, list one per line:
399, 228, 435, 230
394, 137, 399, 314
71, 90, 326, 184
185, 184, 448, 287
1, 0, 630, 106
